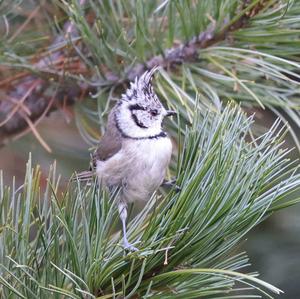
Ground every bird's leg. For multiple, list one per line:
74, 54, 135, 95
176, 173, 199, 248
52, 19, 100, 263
161, 179, 181, 192
118, 200, 138, 251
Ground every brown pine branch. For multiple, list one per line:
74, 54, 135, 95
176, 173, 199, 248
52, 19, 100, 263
0, 0, 268, 148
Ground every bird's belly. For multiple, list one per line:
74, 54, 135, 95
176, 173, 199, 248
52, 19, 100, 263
124, 137, 172, 202
96, 137, 172, 202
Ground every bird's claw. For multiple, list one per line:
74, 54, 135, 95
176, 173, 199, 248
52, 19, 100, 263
161, 178, 181, 193
123, 240, 139, 252
174, 185, 181, 192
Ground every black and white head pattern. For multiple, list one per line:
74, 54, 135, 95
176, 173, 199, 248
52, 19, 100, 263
116, 67, 169, 139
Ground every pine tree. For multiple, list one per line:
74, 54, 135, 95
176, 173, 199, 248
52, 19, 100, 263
1, 1, 300, 298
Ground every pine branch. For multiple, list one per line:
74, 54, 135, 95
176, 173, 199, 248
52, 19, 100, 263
0, 0, 268, 147
126, 0, 268, 80
1, 105, 299, 298
0, 0, 89, 148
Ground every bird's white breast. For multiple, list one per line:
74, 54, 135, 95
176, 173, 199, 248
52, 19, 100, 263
96, 136, 172, 203
123, 137, 173, 202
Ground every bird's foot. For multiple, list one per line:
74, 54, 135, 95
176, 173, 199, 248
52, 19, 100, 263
123, 240, 139, 252
173, 184, 181, 193
162, 179, 181, 193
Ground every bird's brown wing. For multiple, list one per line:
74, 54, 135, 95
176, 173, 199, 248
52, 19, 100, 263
92, 107, 122, 164
92, 123, 122, 164
75, 107, 122, 181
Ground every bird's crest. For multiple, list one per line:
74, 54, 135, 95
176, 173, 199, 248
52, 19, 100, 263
122, 66, 160, 105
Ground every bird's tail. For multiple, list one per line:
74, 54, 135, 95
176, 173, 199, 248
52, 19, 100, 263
73, 170, 94, 182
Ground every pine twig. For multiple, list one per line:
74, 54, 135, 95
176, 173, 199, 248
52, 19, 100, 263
0, 0, 268, 147
0, 0, 88, 147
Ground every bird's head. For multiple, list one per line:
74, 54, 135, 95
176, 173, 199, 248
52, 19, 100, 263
116, 67, 176, 138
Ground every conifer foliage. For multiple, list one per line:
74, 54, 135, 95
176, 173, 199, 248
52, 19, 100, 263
1, 1, 300, 298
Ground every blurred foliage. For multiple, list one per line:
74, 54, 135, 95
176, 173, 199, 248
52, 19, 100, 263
0, 0, 300, 148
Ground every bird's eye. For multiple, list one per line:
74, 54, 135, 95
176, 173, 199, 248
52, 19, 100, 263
150, 109, 158, 116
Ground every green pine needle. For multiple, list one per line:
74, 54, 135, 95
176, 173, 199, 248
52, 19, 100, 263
1, 105, 299, 298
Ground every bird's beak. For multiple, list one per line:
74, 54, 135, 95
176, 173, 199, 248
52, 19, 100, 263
165, 110, 177, 117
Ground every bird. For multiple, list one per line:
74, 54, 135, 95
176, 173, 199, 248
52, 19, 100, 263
76, 67, 177, 251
